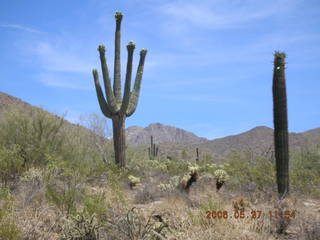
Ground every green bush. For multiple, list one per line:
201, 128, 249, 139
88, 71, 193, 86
0, 105, 65, 167
0, 223, 21, 240
0, 186, 21, 240
82, 192, 108, 219
226, 151, 276, 193
0, 144, 24, 186
291, 144, 320, 197
45, 154, 85, 215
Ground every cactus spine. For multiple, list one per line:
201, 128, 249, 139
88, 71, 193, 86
92, 12, 147, 167
148, 136, 158, 160
272, 51, 289, 199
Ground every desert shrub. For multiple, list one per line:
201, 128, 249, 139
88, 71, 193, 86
0, 223, 21, 240
226, 151, 276, 193
291, 144, 320, 198
0, 186, 21, 240
61, 213, 102, 240
134, 184, 160, 204
187, 195, 223, 229
45, 154, 85, 215
105, 207, 169, 240
82, 192, 108, 219
299, 216, 320, 240
0, 104, 65, 167
0, 144, 24, 186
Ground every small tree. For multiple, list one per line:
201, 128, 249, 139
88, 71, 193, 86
79, 113, 112, 164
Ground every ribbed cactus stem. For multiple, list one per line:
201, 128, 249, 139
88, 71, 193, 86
92, 12, 147, 167
196, 148, 199, 162
114, 12, 123, 104
148, 135, 158, 160
272, 51, 289, 199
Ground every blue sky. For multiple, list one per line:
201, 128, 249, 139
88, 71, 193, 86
1, 0, 319, 140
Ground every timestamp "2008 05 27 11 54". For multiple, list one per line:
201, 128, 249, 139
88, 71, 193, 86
205, 210, 296, 220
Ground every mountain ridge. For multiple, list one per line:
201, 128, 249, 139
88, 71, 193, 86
1, 91, 319, 158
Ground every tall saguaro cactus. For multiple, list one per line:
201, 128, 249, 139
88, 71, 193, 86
148, 136, 158, 160
272, 51, 289, 199
92, 12, 147, 167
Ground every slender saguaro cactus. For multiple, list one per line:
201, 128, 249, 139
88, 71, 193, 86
196, 148, 199, 162
148, 136, 158, 160
272, 51, 289, 199
92, 12, 147, 167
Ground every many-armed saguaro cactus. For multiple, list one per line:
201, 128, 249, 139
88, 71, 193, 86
92, 12, 147, 167
148, 135, 158, 160
272, 51, 289, 199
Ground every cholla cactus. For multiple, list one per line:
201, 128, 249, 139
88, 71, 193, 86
105, 207, 169, 239
214, 169, 229, 192
128, 175, 141, 188
21, 167, 43, 183
157, 183, 172, 192
214, 169, 229, 182
157, 175, 180, 192
61, 214, 101, 240
188, 163, 199, 174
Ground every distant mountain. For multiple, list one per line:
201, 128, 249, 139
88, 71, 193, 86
1, 91, 319, 159
196, 126, 320, 157
126, 123, 208, 145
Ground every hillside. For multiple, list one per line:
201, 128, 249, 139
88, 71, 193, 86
195, 126, 320, 157
0, 91, 100, 141
1, 91, 320, 159
126, 123, 208, 145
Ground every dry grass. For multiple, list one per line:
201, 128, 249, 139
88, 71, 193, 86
1, 172, 319, 240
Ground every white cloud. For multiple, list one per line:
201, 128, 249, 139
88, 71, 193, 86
32, 42, 95, 73
0, 24, 43, 33
36, 72, 92, 90
159, 0, 300, 30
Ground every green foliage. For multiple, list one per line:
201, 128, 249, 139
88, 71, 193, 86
82, 192, 107, 219
0, 223, 21, 240
0, 144, 24, 186
226, 151, 276, 193
181, 149, 188, 160
291, 144, 320, 197
0, 186, 21, 240
45, 154, 85, 215
0, 105, 65, 167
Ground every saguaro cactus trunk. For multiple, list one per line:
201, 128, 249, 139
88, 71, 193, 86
148, 136, 158, 160
92, 12, 147, 167
272, 51, 289, 199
